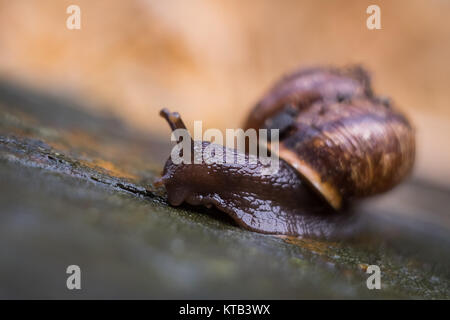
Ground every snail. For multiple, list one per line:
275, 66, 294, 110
155, 66, 415, 238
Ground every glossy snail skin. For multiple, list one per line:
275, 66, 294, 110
158, 140, 356, 238
156, 66, 415, 238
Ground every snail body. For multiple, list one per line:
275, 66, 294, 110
160, 140, 350, 237
156, 66, 415, 238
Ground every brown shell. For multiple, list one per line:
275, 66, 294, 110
246, 66, 415, 210
244, 65, 373, 131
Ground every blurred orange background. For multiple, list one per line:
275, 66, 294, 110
0, 0, 449, 186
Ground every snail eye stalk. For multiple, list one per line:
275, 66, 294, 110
160, 108, 187, 131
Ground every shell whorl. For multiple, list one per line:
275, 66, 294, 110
244, 66, 373, 131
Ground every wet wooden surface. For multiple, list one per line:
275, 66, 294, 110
0, 80, 449, 299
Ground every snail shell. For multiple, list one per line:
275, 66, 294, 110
245, 67, 415, 209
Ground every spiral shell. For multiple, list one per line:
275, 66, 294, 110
245, 66, 415, 209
